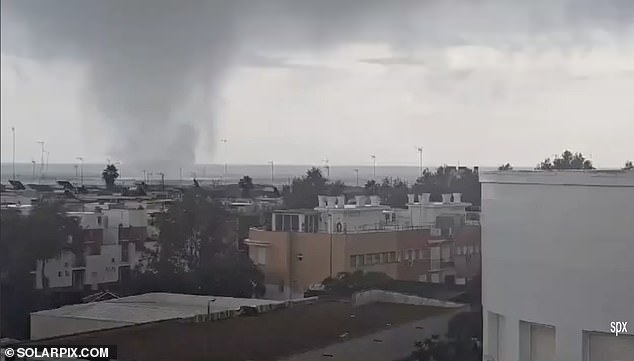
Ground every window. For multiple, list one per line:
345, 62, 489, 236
97, 216, 102, 225
350, 255, 357, 267
388, 251, 396, 263
391, 213, 396, 222
456, 247, 462, 255
358, 255, 365, 266
408, 250, 414, 260
467, 245, 474, 254
373, 254, 380, 264
58, 271, 62, 277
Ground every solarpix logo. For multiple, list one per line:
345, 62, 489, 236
610, 321, 629, 336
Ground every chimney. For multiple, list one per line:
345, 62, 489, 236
420, 193, 430, 204
452, 193, 462, 203
370, 195, 381, 206
407, 194, 415, 204
327, 196, 337, 208
337, 195, 345, 208
318, 195, 327, 208
442, 194, 452, 204
355, 195, 366, 207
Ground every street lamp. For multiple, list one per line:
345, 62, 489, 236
220, 139, 228, 183
353, 168, 359, 186
76, 157, 84, 185
370, 154, 376, 178
322, 159, 330, 178
268, 161, 275, 185
37, 141, 45, 182
416, 146, 423, 177
10, 126, 16, 180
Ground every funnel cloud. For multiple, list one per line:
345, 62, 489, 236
2, 0, 633, 168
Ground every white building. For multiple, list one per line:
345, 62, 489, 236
34, 207, 155, 291
480, 170, 634, 361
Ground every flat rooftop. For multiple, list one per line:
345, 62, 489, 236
32, 293, 285, 324
32, 300, 450, 361
480, 169, 634, 187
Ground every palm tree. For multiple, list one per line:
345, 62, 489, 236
102, 164, 120, 189
238, 176, 254, 198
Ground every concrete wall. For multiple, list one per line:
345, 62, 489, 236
352, 290, 464, 308
480, 171, 634, 361
31, 314, 131, 340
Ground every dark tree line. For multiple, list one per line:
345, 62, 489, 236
1, 190, 265, 338
281, 167, 348, 209
128, 188, 264, 298
1, 203, 83, 337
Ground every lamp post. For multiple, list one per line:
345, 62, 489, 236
268, 161, 274, 185
370, 154, 376, 178
328, 213, 333, 278
10, 126, 15, 180
322, 159, 330, 178
416, 146, 423, 177
353, 168, 359, 186
221, 139, 228, 183
76, 157, 84, 185
37, 141, 45, 182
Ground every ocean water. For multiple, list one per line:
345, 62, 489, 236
1, 163, 495, 187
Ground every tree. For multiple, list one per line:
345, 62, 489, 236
537, 150, 594, 170
238, 175, 254, 198
132, 189, 264, 297
326, 180, 346, 196
625, 160, 633, 170
282, 167, 328, 209
377, 177, 409, 208
102, 164, 120, 189
498, 163, 512, 171
364, 179, 378, 195
24, 202, 82, 290
411, 166, 481, 206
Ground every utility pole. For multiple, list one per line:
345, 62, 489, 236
74, 164, 79, 183
370, 154, 376, 178
31, 160, 36, 181
11, 126, 16, 179
179, 167, 183, 184
354, 168, 359, 186
221, 139, 228, 183
37, 141, 45, 182
416, 146, 423, 177
268, 161, 275, 185
76, 157, 84, 185
158, 172, 165, 190
142, 170, 147, 183
45, 151, 50, 178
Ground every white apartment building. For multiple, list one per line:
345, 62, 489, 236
33, 206, 156, 291
480, 170, 634, 361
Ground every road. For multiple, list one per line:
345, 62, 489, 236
279, 307, 468, 361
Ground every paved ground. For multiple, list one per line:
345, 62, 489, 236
280, 307, 467, 361
35, 300, 451, 361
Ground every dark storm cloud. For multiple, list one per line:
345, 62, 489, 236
1, 0, 633, 168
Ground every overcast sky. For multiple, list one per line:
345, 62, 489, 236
1, 0, 633, 168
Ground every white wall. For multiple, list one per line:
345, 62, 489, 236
31, 314, 131, 340
481, 171, 634, 361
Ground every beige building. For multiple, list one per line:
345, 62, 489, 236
246, 193, 480, 299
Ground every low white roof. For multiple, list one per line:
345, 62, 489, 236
32, 293, 284, 324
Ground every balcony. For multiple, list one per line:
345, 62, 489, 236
72, 254, 86, 268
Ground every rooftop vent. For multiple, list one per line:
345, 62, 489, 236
420, 193, 430, 204
336, 195, 345, 208
355, 195, 366, 207
327, 196, 337, 208
370, 195, 380, 206
407, 194, 415, 204
442, 194, 451, 204
452, 193, 462, 203
318, 195, 327, 208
